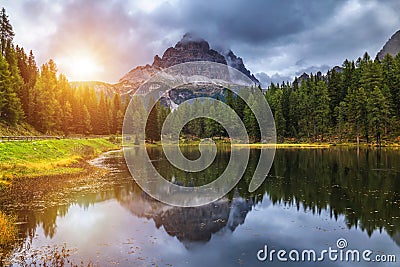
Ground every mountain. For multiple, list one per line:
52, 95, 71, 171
118, 33, 260, 96
69, 81, 122, 97
377, 30, 400, 60
152, 33, 227, 68
72, 34, 260, 98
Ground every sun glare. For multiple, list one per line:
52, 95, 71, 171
57, 52, 104, 81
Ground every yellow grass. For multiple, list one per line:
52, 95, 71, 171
0, 211, 17, 248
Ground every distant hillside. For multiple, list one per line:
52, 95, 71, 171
69, 81, 129, 98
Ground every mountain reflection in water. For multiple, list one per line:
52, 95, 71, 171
2, 147, 399, 266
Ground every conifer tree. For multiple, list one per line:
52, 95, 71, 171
0, 55, 23, 124
367, 86, 391, 146
345, 87, 367, 145
62, 101, 73, 135
0, 8, 14, 56
111, 93, 122, 134
96, 91, 110, 135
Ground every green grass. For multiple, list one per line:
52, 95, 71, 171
0, 138, 119, 184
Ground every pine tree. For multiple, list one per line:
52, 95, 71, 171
157, 102, 170, 137
32, 61, 59, 132
186, 98, 202, 137
312, 80, 330, 141
273, 90, 286, 140
82, 105, 92, 135
334, 101, 347, 142
358, 52, 382, 93
82, 86, 98, 133
0, 55, 23, 125
116, 109, 124, 134
205, 103, 218, 138
96, 91, 110, 135
288, 89, 299, 137
393, 54, 400, 118
225, 88, 235, 109
62, 101, 73, 135
327, 68, 342, 125
345, 87, 368, 145
382, 54, 400, 117
0, 8, 14, 56
243, 93, 259, 142
340, 60, 356, 100
125, 96, 146, 141
145, 97, 160, 142
111, 93, 122, 134
0, 55, 11, 120
297, 79, 312, 139
16, 46, 36, 118
26, 51, 37, 123
281, 83, 291, 135
367, 86, 391, 146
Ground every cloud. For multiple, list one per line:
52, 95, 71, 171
255, 72, 292, 88
295, 65, 331, 76
4, 0, 400, 83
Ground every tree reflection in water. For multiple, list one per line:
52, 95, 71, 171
1, 147, 400, 255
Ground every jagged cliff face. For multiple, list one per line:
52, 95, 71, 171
225, 50, 259, 84
377, 30, 400, 60
118, 33, 259, 96
152, 33, 227, 68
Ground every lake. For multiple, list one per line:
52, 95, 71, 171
2, 147, 400, 266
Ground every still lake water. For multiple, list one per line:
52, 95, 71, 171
5, 147, 400, 266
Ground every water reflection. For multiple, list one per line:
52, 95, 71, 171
1, 147, 400, 266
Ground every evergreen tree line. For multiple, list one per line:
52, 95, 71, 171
144, 88, 266, 143
145, 51, 400, 145
0, 8, 127, 135
266, 52, 400, 145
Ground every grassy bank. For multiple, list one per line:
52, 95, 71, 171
0, 138, 119, 185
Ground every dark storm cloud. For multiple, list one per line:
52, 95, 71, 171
175, 1, 341, 43
4, 0, 400, 83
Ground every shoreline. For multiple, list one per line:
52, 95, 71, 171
141, 141, 400, 148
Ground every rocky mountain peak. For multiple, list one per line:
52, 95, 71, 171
118, 33, 260, 95
175, 32, 210, 51
377, 30, 400, 60
151, 33, 227, 69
